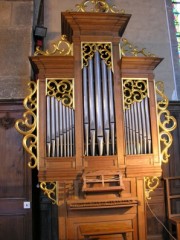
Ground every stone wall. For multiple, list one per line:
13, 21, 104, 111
0, 0, 33, 99
0, 0, 177, 99
44, 0, 178, 100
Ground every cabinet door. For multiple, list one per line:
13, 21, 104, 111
0, 100, 32, 240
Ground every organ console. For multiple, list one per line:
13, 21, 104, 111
15, 1, 177, 239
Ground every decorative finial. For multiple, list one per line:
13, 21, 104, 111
120, 38, 156, 57
34, 35, 73, 56
70, 0, 125, 13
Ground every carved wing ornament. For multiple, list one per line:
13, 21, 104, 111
144, 176, 160, 200
156, 81, 177, 163
40, 182, 59, 205
15, 81, 38, 169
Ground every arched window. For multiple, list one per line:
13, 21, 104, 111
172, 1, 180, 59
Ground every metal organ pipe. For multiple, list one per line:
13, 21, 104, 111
83, 67, 89, 156
94, 51, 104, 156
46, 96, 51, 157
107, 68, 115, 155
55, 98, 60, 157
124, 97, 152, 155
101, 59, 110, 155
82, 46, 116, 157
88, 58, 96, 156
59, 100, 63, 157
51, 96, 56, 157
46, 92, 75, 158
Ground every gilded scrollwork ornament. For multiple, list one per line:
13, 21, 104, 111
15, 81, 37, 168
123, 78, 148, 109
156, 81, 177, 163
46, 78, 74, 108
74, 0, 125, 13
145, 176, 160, 200
120, 38, 156, 58
40, 182, 59, 205
82, 43, 112, 69
34, 35, 73, 56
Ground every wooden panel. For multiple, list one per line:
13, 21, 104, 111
146, 101, 180, 240
0, 215, 26, 240
163, 101, 180, 177
0, 100, 32, 240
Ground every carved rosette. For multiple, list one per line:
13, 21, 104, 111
156, 81, 177, 163
123, 78, 148, 109
82, 43, 112, 69
144, 176, 160, 200
15, 81, 37, 169
46, 78, 74, 108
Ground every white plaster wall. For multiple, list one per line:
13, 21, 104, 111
44, 0, 176, 99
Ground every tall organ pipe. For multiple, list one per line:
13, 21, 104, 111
88, 58, 96, 156
59, 100, 63, 157
101, 59, 110, 155
51, 96, 56, 157
46, 96, 51, 157
69, 107, 73, 157
108, 68, 115, 155
137, 101, 143, 154
71, 109, 75, 156
144, 97, 152, 153
140, 99, 147, 153
55, 98, 60, 157
62, 104, 67, 157
66, 107, 70, 157
94, 51, 103, 156
83, 67, 89, 156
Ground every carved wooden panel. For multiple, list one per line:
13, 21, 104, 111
0, 100, 32, 240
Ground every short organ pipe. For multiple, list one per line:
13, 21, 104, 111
46, 96, 75, 158
124, 98, 152, 155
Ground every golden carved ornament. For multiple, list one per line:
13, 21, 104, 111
156, 81, 177, 163
122, 78, 148, 109
40, 182, 59, 205
46, 78, 74, 108
145, 176, 160, 200
82, 42, 112, 69
34, 35, 73, 56
74, 0, 125, 13
120, 38, 156, 57
15, 81, 38, 169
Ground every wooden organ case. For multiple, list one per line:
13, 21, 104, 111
15, 1, 177, 240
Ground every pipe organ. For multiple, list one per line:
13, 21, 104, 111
16, 1, 177, 239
